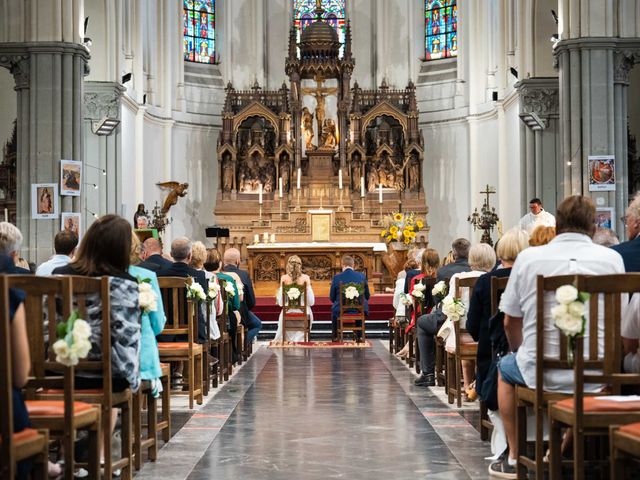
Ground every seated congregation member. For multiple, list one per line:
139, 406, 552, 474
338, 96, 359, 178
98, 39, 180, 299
592, 226, 619, 247
466, 228, 529, 458
141, 237, 173, 270
329, 255, 370, 341
129, 233, 166, 394
528, 225, 556, 247
489, 196, 625, 478
403, 248, 424, 294
392, 260, 416, 321
441, 243, 496, 401
612, 191, 640, 272
414, 239, 471, 387
191, 241, 212, 280
0, 222, 32, 274
273, 255, 315, 344
222, 248, 262, 347
36, 230, 78, 276
396, 250, 439, 359
204, 248, 241, 341
157, 237, 208, 344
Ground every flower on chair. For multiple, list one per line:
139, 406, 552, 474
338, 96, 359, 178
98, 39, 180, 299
551, 284, 589, 364
52, 311, 92, 367
138, 277, 158, 313
441, 296, 467, 322
186, 280, 207, 302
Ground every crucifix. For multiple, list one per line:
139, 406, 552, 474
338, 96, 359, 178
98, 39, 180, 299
301, 76, 338, 146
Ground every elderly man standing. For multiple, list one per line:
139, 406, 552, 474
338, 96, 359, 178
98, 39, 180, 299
612, 192, 640, 271
222, 248, 262, 350
517, 198, 556, 235
488, 196, 624, 478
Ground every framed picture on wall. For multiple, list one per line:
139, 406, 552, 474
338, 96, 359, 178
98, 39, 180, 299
60, 160, 82, 196
31, 183, 58, 219
595, 208, 615, 231
588, 155, 615, 191
61, 212, 81, 241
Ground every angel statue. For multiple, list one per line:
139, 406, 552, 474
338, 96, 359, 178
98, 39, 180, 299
156, 181, 189, 214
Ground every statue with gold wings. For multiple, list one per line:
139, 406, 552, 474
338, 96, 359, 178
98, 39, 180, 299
156, 181, 189, 214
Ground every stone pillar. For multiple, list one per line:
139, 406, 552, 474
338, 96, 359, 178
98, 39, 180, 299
83, 81, 125, 222
0, 43, 89, 263
516, 78, 560, 212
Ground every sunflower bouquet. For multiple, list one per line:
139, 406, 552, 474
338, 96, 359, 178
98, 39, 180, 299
380, 212, 425, 245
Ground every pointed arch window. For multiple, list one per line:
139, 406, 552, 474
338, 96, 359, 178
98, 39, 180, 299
183, 0, 216, 64
294, 0, 346, 57
425, 0, 457, 61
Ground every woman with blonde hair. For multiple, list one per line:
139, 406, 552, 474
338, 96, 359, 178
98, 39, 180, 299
273, 255, 315, 344
190, 241, 211, 278
529, 225, 556, 246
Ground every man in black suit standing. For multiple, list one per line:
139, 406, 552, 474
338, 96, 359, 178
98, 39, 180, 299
157, 237, 208, 343
142, 237, 173, 269
222, 248, 262, 349
612, 193, 640, 272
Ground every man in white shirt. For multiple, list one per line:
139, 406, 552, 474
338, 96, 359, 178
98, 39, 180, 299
518, 197, 556, 235
35, 230, 78, 276
489, 195, 625, 478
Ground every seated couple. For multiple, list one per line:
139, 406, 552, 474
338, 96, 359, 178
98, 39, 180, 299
272, 255, 370, 344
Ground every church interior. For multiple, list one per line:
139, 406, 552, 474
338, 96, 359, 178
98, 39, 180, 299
4, 1, 640, 479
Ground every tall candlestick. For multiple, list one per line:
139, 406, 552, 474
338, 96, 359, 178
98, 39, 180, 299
259, 183, 263, 204
360, 177, 365, 198
279, 177, 283, 198
263, 232, 269, 243
378, 184, 383, 204
297, 168, 301, 190
254, 234, 259, 244
338, 169, 343, 190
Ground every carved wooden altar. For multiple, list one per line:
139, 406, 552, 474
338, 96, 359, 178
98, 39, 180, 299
214, 1, 429, 285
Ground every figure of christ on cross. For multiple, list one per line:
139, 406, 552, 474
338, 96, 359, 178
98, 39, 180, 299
301, 76, 338, 147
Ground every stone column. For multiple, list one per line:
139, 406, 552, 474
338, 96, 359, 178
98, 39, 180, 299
0, 42, 89, 263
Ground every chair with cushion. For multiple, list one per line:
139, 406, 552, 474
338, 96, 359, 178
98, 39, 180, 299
338, 282, 366, 342
547, 273, 640, 480
9, 275, 101, 480
0, 275, 50, 480
157, 277, 203, 409
446, 276, 479, 407
281, 282, 310, 342
610, 422, 640, 478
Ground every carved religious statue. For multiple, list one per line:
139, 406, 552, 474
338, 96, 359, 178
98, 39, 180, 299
156, 181, 189, 214
279, 156, 290, 193
302, 107, 315, 150
351, 153, 362, 189
408, 154, 420, 192
320, 118, 337, 149
222, 153, 234, 192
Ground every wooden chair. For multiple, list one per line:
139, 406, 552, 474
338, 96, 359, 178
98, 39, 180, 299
203, 300, 220, 391
479, 276, 509, 441
0, 275, 49, 480
337, 282, 366, 342
214, 282, 232, 382
515, 274, 577, 480
9, 275, 101, 480
410, 277, 437, 374
446, 276, 479, 407
610, 422, 640, 478
157, 276, 203, 409
281, 282, 310, 342
547, 274, 640, 480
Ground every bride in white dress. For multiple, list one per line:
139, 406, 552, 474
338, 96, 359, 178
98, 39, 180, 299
273, 255, 315, 343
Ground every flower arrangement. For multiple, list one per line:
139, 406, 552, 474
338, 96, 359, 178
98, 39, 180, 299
138, 278, 158, 313
343, 282, 363, 306
551, 284, 589, 364
399, 293, 413, 306
186, 279, 206, 302
380, 212, 425, 245
432, 281, 448, 304
207, 280, 220, 303
284, 285, 302, 307
223, 281, 235, 298
441, 296, 466, 322
52, 311, 92, 367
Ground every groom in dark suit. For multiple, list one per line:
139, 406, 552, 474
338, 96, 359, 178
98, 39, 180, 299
329, 255, 370, 341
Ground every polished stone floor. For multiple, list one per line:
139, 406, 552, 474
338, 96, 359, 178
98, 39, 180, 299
137, 341, 490, 480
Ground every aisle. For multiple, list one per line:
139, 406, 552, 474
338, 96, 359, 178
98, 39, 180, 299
183, 342, 488, 480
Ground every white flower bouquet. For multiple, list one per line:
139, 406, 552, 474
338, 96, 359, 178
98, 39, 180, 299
399, 293, 413, 306
224, 281, 235, 297
551, 284, 589, 363
208, 280, 220, 302
186, 280, 207, 302
441, 296, 467, 322
432, 280, 448, 304
138, 278, 158, 313
343, 282, 363, 306
284, 285, 302, 307
52, 311, 92, 367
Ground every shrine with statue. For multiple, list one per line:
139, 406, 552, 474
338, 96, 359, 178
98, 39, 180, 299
215, 1, 428, 289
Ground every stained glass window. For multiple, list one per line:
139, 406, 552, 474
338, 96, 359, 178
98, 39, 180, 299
294, 0, 346, 57
425, 0, 457, 61
184, 0, 216, 64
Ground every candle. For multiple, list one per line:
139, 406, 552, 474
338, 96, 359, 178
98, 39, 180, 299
3, 208, 7, 222
297, 168, 301, 190
259, 183, 263, 204
338, 169, 343, 190
360, 177, 365, 198
270, 233, 276, 243
254, 234, 259, 244
263, 232, 269, 243
378, 184, 383, 204
279, 177, 283, 198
